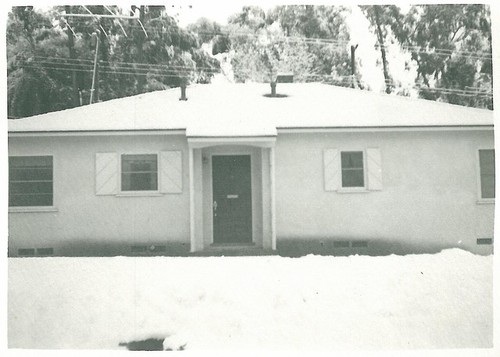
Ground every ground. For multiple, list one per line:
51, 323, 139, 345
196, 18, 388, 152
7, 249, 493, 352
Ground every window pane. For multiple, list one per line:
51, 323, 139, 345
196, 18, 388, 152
479, 150, 495, 199
342, 169, 364, 187
341, 151, 364, 187
9, 194, 53, 207
121, 154, 158, 191
9, 156, 53, 207
122, 154, 157, 172
341, 151, 363, 169
9, 156, 52, 168
122, 173, 158, 191
10, 181, 53, 194
10, 167, 52, 181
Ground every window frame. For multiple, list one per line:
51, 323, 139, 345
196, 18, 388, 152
339, 149, 368, 192
119, 153, 160, 195
477, 148, 495, 204
8, 155, 57, 212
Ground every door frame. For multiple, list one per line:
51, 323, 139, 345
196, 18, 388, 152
207, 148, 257, 245
211, 153, 253, 244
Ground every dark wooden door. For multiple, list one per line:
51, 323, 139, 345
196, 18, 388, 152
212, 155, 252, 244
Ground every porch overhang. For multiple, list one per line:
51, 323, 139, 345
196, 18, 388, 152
187, 136, 276, 149
187, 135, 277, 253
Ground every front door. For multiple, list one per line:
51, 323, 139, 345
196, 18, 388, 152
212, 155, 252, 244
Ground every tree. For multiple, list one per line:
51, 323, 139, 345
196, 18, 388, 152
360, 5, 404, 93
268, 5, 353, 85
225, 5, 352, 85
393, 4, 493, 108
7, 7, 60, 117
7, 5, 221, 118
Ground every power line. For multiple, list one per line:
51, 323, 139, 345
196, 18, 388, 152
23, 61, 493, 99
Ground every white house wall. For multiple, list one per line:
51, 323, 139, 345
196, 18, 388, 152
8, 134, 190, 256
274, 130, 494, 255
8, 129, 494, 256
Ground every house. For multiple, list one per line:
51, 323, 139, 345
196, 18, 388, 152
7, 83, 495, 257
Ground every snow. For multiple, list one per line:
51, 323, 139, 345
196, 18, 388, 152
7, 249, 493, 352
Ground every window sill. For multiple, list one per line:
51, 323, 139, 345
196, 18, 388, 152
9, 206, 58, 213
477, 199, 495, 205
117, 192, 164, 197
337, 188, 370, 194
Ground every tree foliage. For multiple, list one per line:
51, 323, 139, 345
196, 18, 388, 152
7, 5, 220, 118
225, 5, 352, 85
7, 4, 493, 118
361, 4, 492, 108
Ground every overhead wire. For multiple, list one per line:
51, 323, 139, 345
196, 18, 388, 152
23, 60, 493, 99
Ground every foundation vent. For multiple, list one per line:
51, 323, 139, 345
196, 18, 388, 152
333, 241, 350, 248
351, 241, 368, 248
332, 241, 369, 249
18, 248, 35, 256
36, 248, 54, 256
477, 238, 493, 245
18, 248, 54, 256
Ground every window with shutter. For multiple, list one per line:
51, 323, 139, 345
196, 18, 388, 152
324, 148, 383, 192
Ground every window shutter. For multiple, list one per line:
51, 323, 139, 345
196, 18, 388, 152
324, 149, 340, 191
95, 153, 118, 195
367, 148, 383, 190
160, 151, 183, 193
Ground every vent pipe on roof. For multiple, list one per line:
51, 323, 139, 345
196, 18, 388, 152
270, 82, 276, 97
179, 78, 188, 101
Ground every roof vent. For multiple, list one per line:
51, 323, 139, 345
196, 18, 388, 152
179, 77, 188, 101
270, 82, 277, 97
276, 73, 294, 83
179, 83, 187, 101
267, 73, 293, 98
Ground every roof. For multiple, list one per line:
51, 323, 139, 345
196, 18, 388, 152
8, 83, 494, 137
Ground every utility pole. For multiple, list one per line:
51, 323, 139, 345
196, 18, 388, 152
350, 44, 359, 89
61, 6, 145, 104
133, 5, 146, 92
89, 31, 99, 104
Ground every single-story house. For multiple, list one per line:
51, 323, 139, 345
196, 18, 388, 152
7, 83, 495, 257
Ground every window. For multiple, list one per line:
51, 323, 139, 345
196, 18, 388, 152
341, 151, 365, 188
121, 154, 158, 191
9, 156, 53, 207
479, 149, 495, 199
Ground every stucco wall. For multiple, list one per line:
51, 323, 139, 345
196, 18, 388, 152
274, 130, 495, 255
8, 129, 495, 256
8, 134, 190, 256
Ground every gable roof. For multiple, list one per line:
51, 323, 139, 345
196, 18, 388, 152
8, 83, 494, 137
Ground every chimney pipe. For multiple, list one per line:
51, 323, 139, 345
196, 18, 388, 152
270, 82, 276, 97
179, 80, 187, 101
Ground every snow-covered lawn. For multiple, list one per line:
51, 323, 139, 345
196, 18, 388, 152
8, 249, 492, 351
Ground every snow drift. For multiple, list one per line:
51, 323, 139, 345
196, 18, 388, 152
8, 249, 492, 350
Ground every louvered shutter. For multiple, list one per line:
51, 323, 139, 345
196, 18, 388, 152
366, 148, 383, 190
324, 149, 340, 191
160, 151, 183, 193
95, 153, 118, 195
